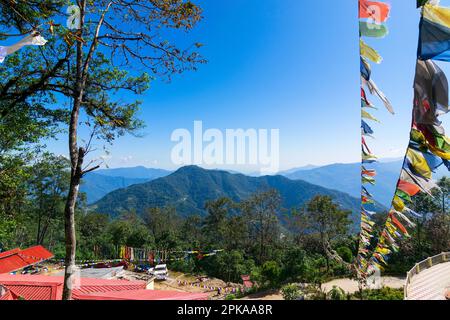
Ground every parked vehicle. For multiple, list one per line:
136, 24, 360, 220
151, 264, 169, 281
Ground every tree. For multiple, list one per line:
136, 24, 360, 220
28, 153, 70, 245
437, 177, 450, 214
411, 192, 440, 257
305, 196, 352, 272
1, 1, 205, 299
0, 1, 65, 37
180, 214, 204, 249
241, 190, 281, 264
259, 261, 282, 288
424, 213, 450, 254
144, 207, 182, 249
287, 207, 309, 246
211, 250, 249, 283
281, 247, 310, 283
203, 197, 234, 247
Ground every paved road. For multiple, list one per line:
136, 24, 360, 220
407, 262, 450, 300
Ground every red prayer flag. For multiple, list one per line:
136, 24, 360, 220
359, 0, 390, 23
398, 180, 421, 196
391, 215, 408, 235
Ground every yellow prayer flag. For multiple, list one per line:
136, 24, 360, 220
360, 39, 382, 64
393, 196, 406, 212
407, 148, 432, 179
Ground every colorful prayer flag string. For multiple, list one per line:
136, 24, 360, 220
357, 0, 394, 280
367, 1, 450, 276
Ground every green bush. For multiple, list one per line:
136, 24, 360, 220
281, 284, 303, 300
336, 246, 353, 263
353, 287, 404, 300
328, 286, 346, 300
260, 261, 282, 288
169, 258, 197, 274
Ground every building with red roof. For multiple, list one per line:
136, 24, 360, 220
0, 246, 54, 274
77, 289, 209, 300
0, 285, 17, 300
0, 274, 209, 300
0, 274, 146, 300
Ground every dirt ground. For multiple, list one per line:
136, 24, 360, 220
154, 270, 243, 300
115, 269, 242, 300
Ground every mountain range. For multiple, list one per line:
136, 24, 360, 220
81, 167, 171, 203
82, 159, 448, 210
90, 166, 362, 225
283, 161, 402, 207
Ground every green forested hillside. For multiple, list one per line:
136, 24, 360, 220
93, 166, 361, 222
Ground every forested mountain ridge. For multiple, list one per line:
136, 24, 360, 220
92, 166, 363, 223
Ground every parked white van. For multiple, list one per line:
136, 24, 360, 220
152, 264, 169, 281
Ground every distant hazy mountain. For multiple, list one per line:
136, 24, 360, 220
80, 167, 171, 203
95, 167, 172, 179
283, 160, 448, 207
92, 166, 362, 226
279, 165, 320, 176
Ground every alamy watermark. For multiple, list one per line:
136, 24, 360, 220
363, 3, 385, 30
66, 5, 81, 30
171, 121, 280, 174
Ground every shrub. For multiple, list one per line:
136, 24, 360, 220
281, 284, 303, 300
260, 261, 282, 288
328, 286, 346, 300
353, 287, 404, 300
336, 246, 353, 263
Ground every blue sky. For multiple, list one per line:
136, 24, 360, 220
44, 0, 450, 172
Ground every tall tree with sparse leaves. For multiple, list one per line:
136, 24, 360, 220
1, 0, 205, 299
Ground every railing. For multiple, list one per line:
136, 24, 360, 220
404, 252, 450, 300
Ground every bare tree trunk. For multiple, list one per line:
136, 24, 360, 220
36, 211, 42, 245
62, 147, 85, 300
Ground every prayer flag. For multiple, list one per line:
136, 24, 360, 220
359, 0, 391, 23
413, 59, 449, 126
360, 22, 389, 38
397, 179, 421, 196
360, 39, 383, 63
362, 120, 374, 135
418, 3, 450, 61
361, 57, 371, 81
406, 148, 433, 179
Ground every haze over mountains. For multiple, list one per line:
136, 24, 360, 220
81, 159, 448, 219
81, 167, 171, 203
90, 166, 361, 226
81, 159, 420, 207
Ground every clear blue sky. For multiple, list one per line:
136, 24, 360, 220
44, 0, 450, 172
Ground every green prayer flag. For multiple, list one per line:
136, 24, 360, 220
360, 22, 389, 38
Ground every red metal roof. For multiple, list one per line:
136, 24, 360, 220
71, 278, 147, 300
0, 248, 20, 259
0, 275, 63, 300
0, 274, 146, 300
76, 289, 210, 300
0, 288, 16, 300
0, 246, 54, 274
